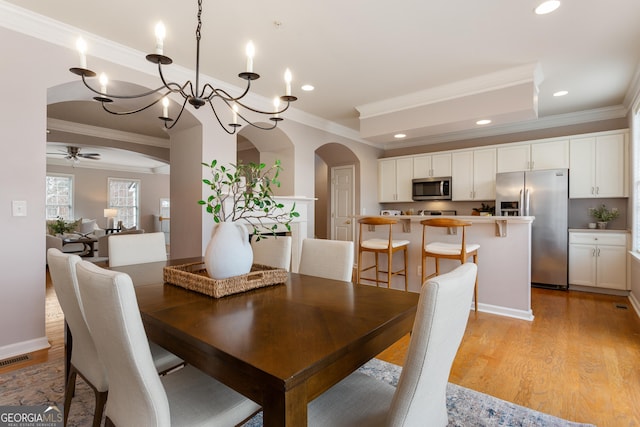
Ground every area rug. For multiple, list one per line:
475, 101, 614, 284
0, 358, 594, 426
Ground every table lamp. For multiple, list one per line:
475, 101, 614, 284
104, 208, 118, 229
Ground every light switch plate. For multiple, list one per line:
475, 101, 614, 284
12, 200, 27, 216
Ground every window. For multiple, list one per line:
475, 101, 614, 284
108, 178, 140, 228
45, 174, 73, 220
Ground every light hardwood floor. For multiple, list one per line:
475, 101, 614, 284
378, 287, 640, 426
3, 274, 640, 426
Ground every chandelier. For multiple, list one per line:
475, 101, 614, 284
69, 0, 297, 134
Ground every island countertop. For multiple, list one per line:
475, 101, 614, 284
354, 214, 534, 321
364, 214, 534, 224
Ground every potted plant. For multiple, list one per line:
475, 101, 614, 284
198, 159, 299, 279
48, 216, 76, 236
472, 203, 495, 216
589, 204, 619, 229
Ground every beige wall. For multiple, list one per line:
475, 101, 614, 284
46, 164, 170, 233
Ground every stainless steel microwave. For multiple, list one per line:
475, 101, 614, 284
412, 177, 452, 201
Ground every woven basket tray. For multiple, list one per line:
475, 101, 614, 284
163, 262, 288, 298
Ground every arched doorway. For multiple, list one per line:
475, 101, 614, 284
315, 143, 360, 240
45, 80, 201, 254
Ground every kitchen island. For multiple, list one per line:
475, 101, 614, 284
356, 215, 535, 321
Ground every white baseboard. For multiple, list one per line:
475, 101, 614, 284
569, 285, 630, 297
629, 292, 640, 319
0, 337, 50, 361
476, 303, 534, 321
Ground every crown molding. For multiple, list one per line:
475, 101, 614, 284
383, 104, 628, 149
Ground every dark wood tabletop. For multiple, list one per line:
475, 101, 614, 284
112, 257, 419, 427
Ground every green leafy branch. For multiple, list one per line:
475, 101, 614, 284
198, 159, 299, 240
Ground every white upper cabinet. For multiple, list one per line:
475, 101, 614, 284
413, 153, 452, 178
569, 132, 627, 198
378, 157, 414, 202
451, 148, 496, 201
497, 139, 569, 173
377, 129, 628, 204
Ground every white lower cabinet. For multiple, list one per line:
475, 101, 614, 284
568, 231, 628, 290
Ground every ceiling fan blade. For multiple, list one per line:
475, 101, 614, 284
78, 153, 101, 159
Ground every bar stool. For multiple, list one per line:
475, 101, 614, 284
357, 217, 409, 290
420, 218, 479, 311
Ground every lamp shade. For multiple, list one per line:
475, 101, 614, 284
104, 208, 118, 229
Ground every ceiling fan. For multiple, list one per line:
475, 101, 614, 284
47, 146, 101, 162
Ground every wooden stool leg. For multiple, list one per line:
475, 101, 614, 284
357, 248, 362, 285
374, 252, 379, 287
435, 257, 440, 276
403, 247, 408, 291
421, 254, 426, 285
387, 251, 392, 289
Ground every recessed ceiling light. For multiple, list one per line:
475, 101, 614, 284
476, 119, 492, 125
394, 133, 406, 139
535, 0, 560, 15
553, 90, 568, 97
301, 84, 314, 91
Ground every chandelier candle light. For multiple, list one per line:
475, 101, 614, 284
69, 0, 297, 133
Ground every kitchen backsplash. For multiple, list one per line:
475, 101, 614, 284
379, 198, 629, 230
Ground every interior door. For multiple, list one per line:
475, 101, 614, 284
331, 165, 355, 241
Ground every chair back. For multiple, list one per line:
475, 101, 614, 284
298, 238, 355, 281
358, 216, 398, 249
387, 262, 477, 426
108, 232, 167, 267
251, 236, 292, 271
98, 229, 145, 257
76, 260, 170, 426
421, 218, 473, 260
46, 249, 108, 391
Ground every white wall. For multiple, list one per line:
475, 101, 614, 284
0, 28, 71, 358
629, 108, 640, 317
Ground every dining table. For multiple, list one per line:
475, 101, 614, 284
110, 257, 419, 427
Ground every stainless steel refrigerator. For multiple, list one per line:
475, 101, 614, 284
495, 169, 568, 288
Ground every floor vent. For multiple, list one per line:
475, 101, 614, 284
0, 354, 31, 367
615, 303, 629, 310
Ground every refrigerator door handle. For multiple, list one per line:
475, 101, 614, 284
524, 189, 530, 216
519, 189, 524, 216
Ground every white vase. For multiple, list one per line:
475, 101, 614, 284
597, 221, 608, 229
204, 222, 253, 279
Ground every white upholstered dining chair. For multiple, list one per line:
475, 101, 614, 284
298, 238, 355, 281
251, 235, 292, 271
307, 262, 477, 427
75, 260, 261, 427
46, 249, 183, 427
107, 231, 167, 267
